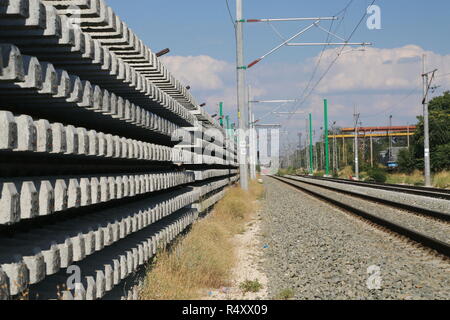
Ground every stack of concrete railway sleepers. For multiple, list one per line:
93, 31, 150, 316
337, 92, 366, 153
41, 0, 197, 110
0, 0, 238, 300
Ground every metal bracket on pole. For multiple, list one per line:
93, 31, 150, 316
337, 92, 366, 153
255, 124, 282, 128
272, 112, 305, 115
286, 42, 372, 46
247, 21, 320, 68
245, 17, 338, 23
250, 99, 300, 104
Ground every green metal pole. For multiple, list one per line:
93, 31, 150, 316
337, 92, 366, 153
324, 99, 330, 176
309, 113, 313, 174
219, 102, 224, 127
226, 115, 230, 138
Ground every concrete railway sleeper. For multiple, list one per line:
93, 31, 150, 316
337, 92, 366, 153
0, 44, 183, 140
41, 0, 197, 109
0, 187, 199, 297
0, 110, 193, 165
0, 1, 196, 125
0, 170, 195, 225
27, 207, 200, 300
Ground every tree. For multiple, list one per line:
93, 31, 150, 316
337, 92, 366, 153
397, 148, 417, 173
410, 91, 450, 172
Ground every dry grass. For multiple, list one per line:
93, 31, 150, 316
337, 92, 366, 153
386, 170, 425, 186
139, 180, 264, 300
386, 170, 450, 188
334, 165, 449, 189
338, 166, 354, 179
433, 171, 450, 189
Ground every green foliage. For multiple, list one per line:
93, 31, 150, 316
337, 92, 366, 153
239, 279, 263, 293
360, 162, 373, 173
410, 91, 450, 172
277, 167, 296, 176
398, 148, 417, 173
367, 167, 387, 183
433, 144, 450, 171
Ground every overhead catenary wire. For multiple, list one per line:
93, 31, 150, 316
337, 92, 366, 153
255, 5, 344, 122
247, 0, 356, 123
436, 72, 450, 79
225, 0, 236, 29
275, 0, 354, 123
286, 0, 377, 121
267, 21, 288, 42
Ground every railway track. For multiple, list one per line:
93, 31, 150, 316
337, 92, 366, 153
290, 176, 450, 221
298, 175, 450, 201
271, 175, 450, 258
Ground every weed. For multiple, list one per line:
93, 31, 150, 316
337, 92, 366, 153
239, 279, 263, 294
275, 288, 295, 300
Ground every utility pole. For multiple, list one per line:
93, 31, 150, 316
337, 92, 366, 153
332, 124, 337, 173
314, 130, 318, 171
337, 141, 340, 171
236, 0, 248, 190
321, 137, 324, 171
249, 111, 257, 179
309, 113, 313, 174
305, 118, 309, 172
342, 137, 346, 166
324, 99, 330, 176
354, 108, 360, 180
248, 86, 257, 180
298, 133, 303, 168
421, 55, 437, 187
388, 115, 393, 162
329, 120, 337, 173
370, 130, 374, 167
407, 123, 410, 148
334, 127, 338, 172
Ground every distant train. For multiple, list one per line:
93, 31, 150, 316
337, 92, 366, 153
387, 161, 399, 171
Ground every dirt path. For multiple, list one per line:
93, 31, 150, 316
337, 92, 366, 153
204, 209, 268, 300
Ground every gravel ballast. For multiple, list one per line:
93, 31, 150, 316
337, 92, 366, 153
260, 177, 450, 300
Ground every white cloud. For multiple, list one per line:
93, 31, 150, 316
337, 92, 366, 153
159, 46, 450, 134
314, 45, 450, 93
160, 55, 232, 91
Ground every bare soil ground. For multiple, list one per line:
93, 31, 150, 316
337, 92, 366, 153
204, 210, 268, 300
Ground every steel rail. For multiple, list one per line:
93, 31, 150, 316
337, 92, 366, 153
287, 176, 450, 221
298, 175, 450, 201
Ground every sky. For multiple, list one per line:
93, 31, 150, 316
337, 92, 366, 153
106, 0, 450, 146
